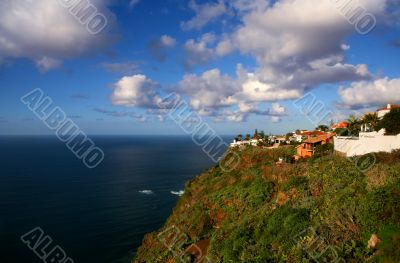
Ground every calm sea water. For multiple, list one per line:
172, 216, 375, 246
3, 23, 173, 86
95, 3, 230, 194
0, 136, 228, 263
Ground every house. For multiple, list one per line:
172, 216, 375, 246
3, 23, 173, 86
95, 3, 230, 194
334, 103, 400, 157
274, 137, 286, 144
229, 138, 262, 148
377, 104, 400, 119
335, 130, 400, 157
296, 133, 335, 159
292, 131, 308, 142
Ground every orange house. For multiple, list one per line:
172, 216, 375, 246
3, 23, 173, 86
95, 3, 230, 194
296, 133, 335, 159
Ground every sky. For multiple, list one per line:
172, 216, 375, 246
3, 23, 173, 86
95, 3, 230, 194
0, 0, 400, 135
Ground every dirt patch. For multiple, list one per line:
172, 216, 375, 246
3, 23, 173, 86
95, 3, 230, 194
276, 191, 288, 205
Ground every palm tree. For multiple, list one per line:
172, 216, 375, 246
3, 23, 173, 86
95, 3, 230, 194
347, 115, 361, 136
362, 113, 379, 132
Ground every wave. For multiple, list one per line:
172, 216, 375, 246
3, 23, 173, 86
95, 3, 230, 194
170, 190, 184, 196
138, 190, 154, 195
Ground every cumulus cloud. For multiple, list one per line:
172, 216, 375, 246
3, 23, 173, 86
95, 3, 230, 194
183, 33, 217, 69
218, 0, 381, 90
111, 75, 162, 108
231, 0, 385, 66
0, 0, 116, 72
175, 0, 386, 121
179, 68, 238, 114
181, 0, 228, 31
178, 66, 292, 122
148, 35, 176, 62
338, 78, 400, 109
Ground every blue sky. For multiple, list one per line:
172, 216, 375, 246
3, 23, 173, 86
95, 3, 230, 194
0, 0, 399, 135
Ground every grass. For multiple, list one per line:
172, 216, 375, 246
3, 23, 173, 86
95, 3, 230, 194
133, 147, 400, 263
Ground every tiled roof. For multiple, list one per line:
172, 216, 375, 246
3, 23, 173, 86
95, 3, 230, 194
377, 104, 400, 111
304, 134, 334, 144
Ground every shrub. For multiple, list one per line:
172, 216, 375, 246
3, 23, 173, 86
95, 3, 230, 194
359, 179, 400, 234
283, 176, 309, 192
377, 108, 400, 135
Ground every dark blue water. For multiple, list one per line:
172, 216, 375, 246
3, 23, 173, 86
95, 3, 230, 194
0, 136, 227, 263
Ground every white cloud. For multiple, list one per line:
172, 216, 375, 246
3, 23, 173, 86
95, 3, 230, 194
183, 33, 216, 69
160, 35, 176, 48
175, 0, 386, 122
148, 35, 177, 62
338, 77, 400, 108
35, 57, 62, 73
215, 37, 235, 56
111, 75, 162, 108
271, 116, 282, 123
181, 0, 228, 31
270, 103, 286, 115
179, 68, 238, 113
0, 0, 116, 72
213, 0, 380, 88
178, 66, 292, 122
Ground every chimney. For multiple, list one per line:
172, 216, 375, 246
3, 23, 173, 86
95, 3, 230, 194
388, 104, 391, 109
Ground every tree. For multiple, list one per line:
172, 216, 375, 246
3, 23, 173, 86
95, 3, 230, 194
312, 143, 334, 160
259, 130, 265, 139
286, 132, 294, 141
245, 134, 251, 141
316, 125, 329, 132
362, 112, 379, 132
377, 108, 400, 135
347, 115, 361, 136
237, 134, 243, 141
254, 129, 258, 138
335, 128, 350, 136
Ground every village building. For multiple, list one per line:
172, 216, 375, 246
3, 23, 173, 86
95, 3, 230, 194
296, 133, 335, 159
377, 104, 400, 119
335, 104, 400, 157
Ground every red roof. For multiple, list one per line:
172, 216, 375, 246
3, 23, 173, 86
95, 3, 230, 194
304, 134, 334, 144
332, 121, 349, 129
377, 104, 400, 111
300, 131, 326, 136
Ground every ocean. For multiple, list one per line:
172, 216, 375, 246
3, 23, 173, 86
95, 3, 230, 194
0, 136, 228, 263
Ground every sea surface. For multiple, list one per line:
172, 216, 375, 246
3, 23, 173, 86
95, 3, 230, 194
0, 136, 228, 263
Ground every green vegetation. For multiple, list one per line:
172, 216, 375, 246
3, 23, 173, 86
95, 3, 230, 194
377, 108, 400, 135
133, 147, 400, 263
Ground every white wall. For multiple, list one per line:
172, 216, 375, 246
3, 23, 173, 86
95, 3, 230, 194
334, 132, 400, 157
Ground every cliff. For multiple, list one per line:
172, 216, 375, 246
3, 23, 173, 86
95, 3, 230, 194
133, 146, 400, 262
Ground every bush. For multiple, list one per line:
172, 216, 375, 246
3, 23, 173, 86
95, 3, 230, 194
359, 179, 400, 234
377, 108, 400, 135
314, 143, 333, 157
283, 176, 309, 192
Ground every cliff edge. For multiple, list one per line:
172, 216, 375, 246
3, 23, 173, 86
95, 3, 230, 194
134, 147, 400, 262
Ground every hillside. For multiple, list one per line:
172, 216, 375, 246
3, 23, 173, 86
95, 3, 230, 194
133, 146, 400, 262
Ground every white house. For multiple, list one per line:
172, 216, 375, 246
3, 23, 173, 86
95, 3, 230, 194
334, 130, 400, 157
377, 104, 400, 119
334, 104, 400, 157
229, 138, 262, 148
